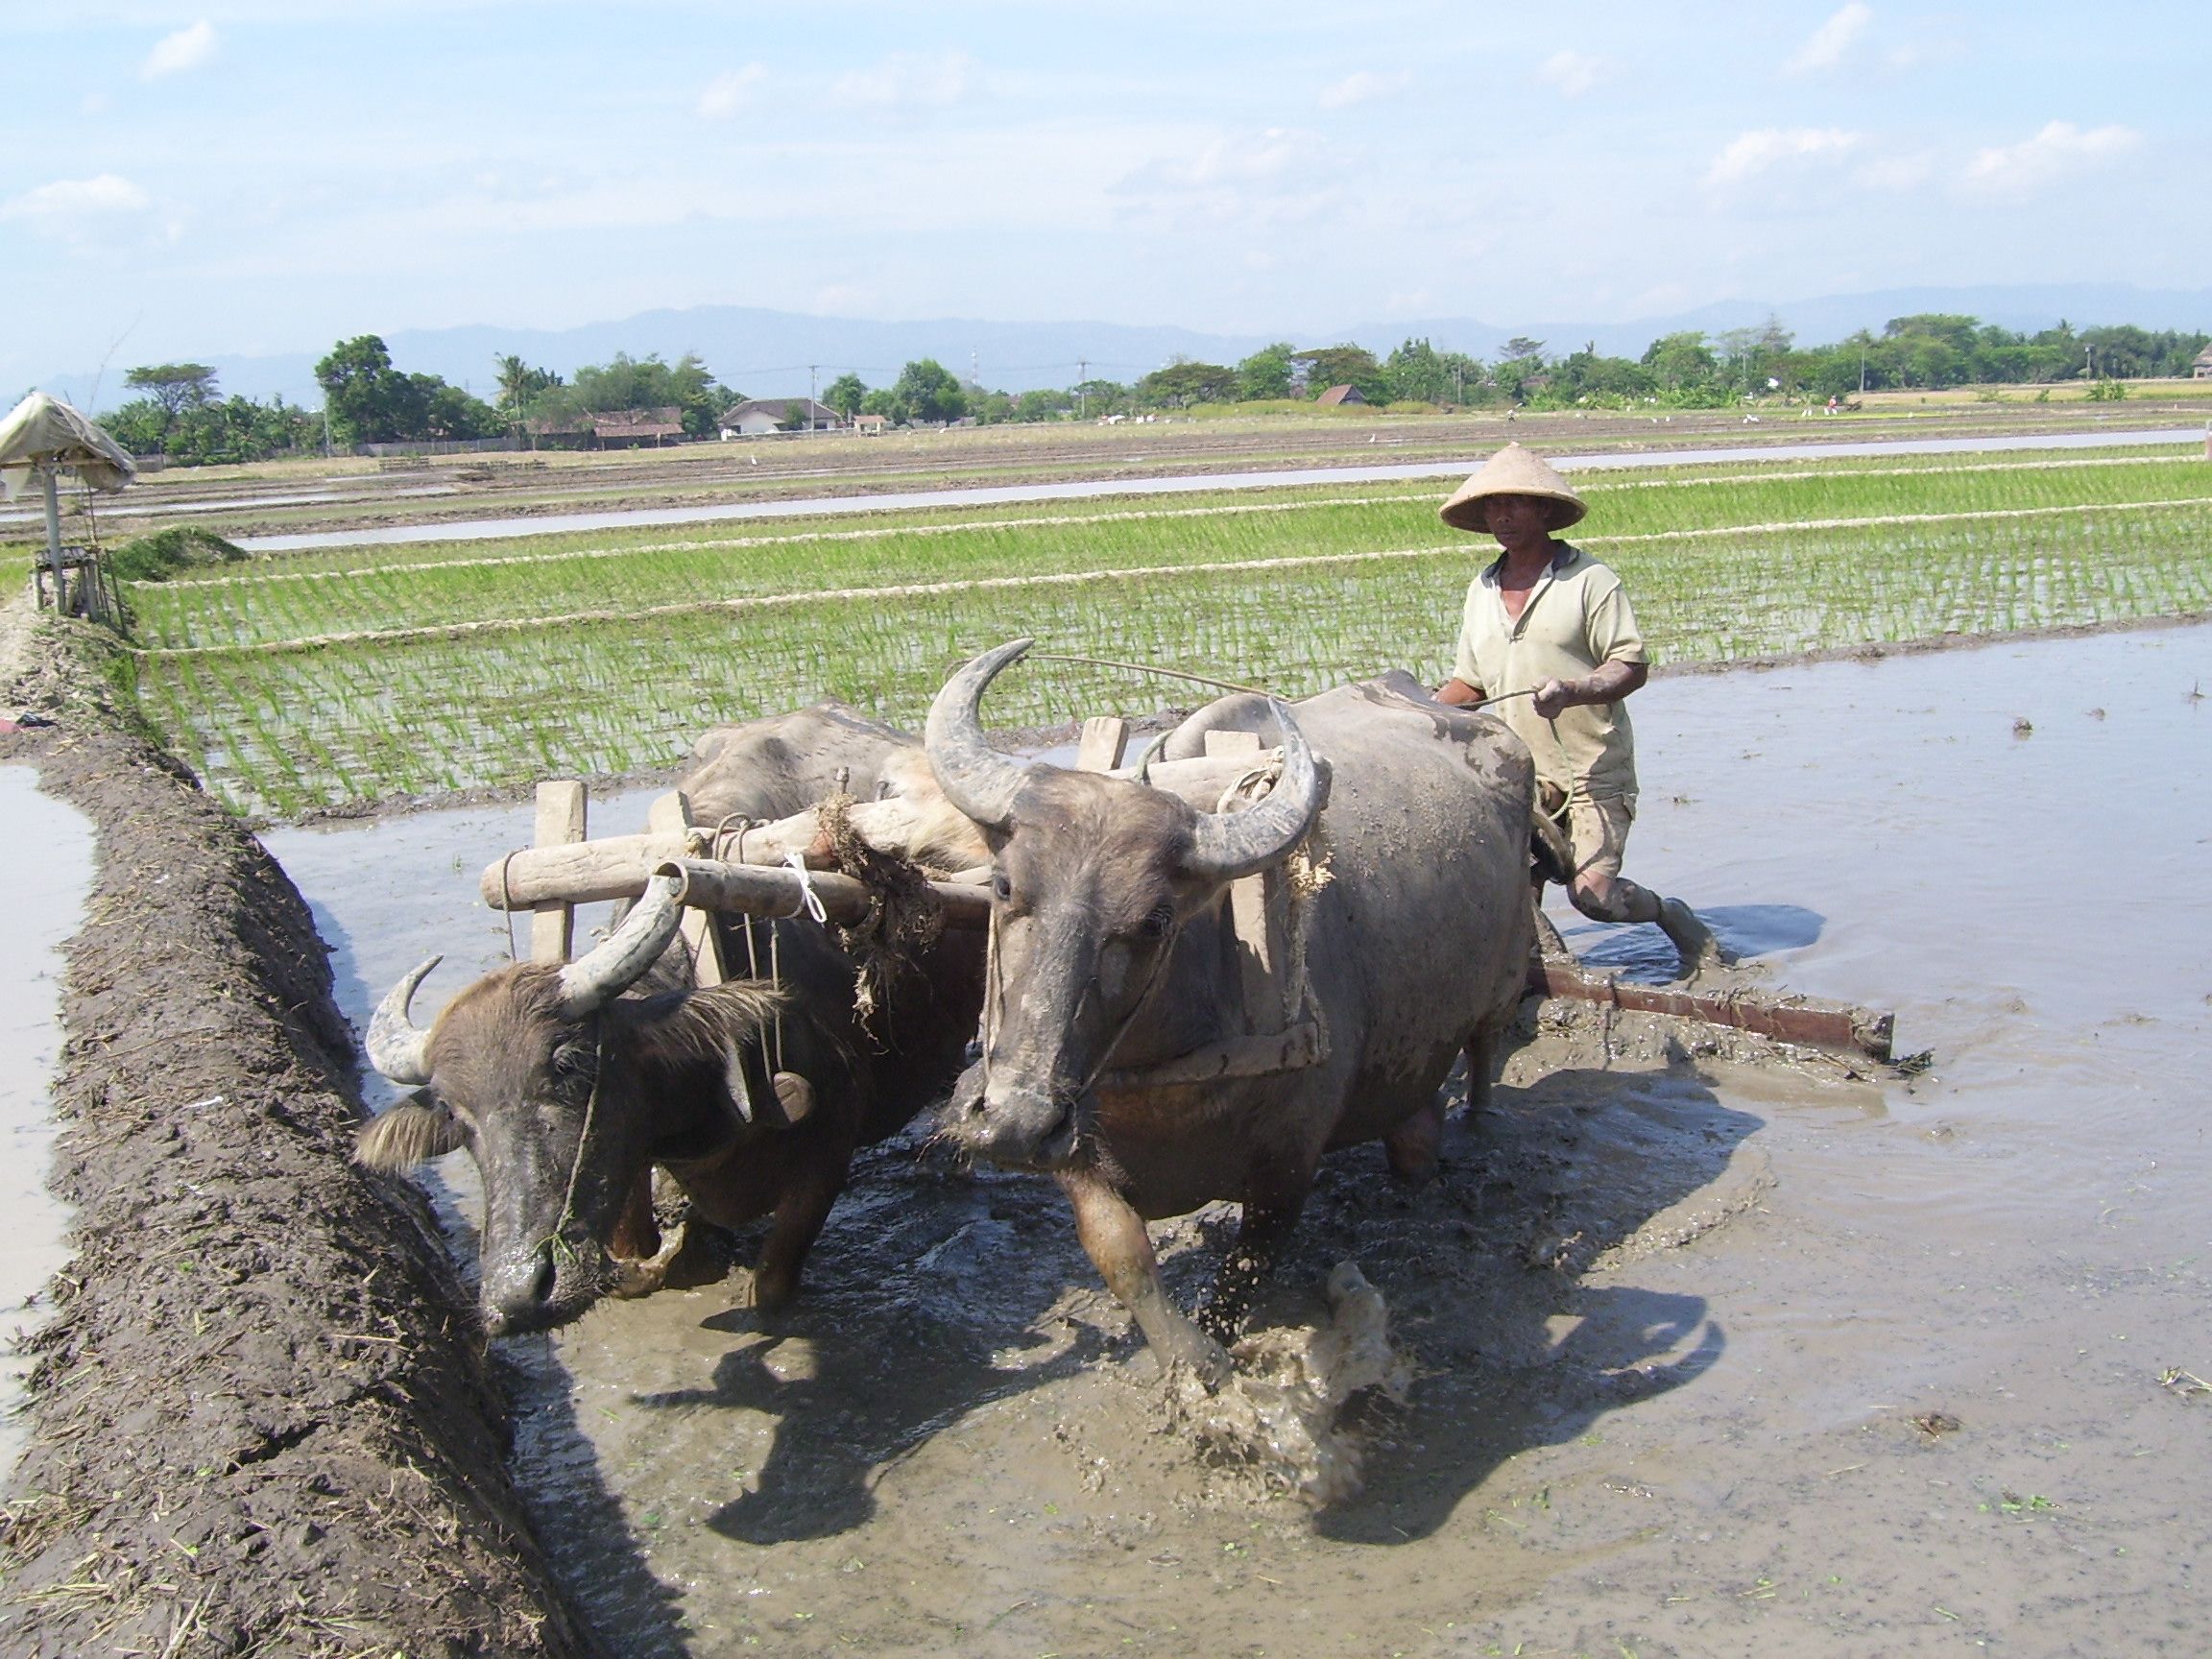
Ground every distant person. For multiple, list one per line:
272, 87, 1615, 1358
1431, 444, 1722, 977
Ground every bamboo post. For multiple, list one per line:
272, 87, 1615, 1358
647, 790, 727, 987
1202, 730, 1286, 1032
1074, 715, 1129, 772
529, 781, 588, 963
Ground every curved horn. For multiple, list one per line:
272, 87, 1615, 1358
925, 637, 1037, 830
366, 955, 443, 1085
555, 871, 687, 1018
1185, 700, 1326, 882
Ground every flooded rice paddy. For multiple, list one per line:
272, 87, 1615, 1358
263, 622, 2212, 1657
0, 766, 92, 1484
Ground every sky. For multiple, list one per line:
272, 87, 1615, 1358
5, 0, 2207, 386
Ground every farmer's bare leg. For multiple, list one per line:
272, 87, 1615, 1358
1561, 794, 1723, 976
1062, 1167, 1229, 1382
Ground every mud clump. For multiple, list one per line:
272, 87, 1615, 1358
1166, 1262, 1411, 1505
0, 638, 596, 1658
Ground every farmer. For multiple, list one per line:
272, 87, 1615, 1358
1431, 443, 1722, 977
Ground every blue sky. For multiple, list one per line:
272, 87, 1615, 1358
5, 1, 2206, 384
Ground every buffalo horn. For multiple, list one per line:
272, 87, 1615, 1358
555, 871, 687, 1017
366, 955, 443, 1084
925, 638, 1036, 830
1184, 700, 1326, 882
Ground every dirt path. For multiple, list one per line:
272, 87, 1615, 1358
0, 625, 597, 1657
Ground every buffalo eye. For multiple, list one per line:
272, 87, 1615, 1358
1139, 903, 1175, 941
991, 871, 1012, 902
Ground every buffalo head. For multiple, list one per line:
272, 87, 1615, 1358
926, 639, 1324, 1169
354, 874, 781, 1334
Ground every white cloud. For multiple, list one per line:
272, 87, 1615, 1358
1317, 70, 1409, 110
697, 63, 768, 121
140, 18, 217, 81
1786, 4, 1872, 75
830, 50, 980, 114
1965, 121, 2140, 195
1538, 51, 1612, 99
1, 173, 154, 224
1704, 127, 1862, 188
1123, 128, 1303, 193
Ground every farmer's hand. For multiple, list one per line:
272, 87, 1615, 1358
1532, 678, 1577, 719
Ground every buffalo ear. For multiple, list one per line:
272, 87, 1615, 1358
354, 1090, 465, 1170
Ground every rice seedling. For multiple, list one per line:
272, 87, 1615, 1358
129, 482, 2212, 818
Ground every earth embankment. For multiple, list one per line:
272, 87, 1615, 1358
0, 614, 596, 1658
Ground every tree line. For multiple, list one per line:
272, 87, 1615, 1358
93, 312, 2210, 465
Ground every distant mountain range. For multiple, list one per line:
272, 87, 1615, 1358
39, 282, 2212, 412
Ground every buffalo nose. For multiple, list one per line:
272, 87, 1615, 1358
482, 1241, 562, 1335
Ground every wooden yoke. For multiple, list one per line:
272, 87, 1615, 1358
529, 781, 587, 963
1201, 730, 1291, 1036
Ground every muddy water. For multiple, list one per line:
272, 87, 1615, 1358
238, 427, 2206, 552
268, 622, 2212, 1657
0, 766, 92, 1481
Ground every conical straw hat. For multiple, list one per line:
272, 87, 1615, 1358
1436, 442, 1586, 534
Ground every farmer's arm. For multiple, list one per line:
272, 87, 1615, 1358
1436, 676, 1485, 707
1530, 659, 1646, 718
1531, 573, 1647, 718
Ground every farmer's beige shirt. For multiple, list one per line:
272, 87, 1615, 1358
1452, 541, 1647, 801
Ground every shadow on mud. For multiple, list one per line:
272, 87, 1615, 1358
1275, 1053, 1762, 1544
646, 1307, 1111, 1544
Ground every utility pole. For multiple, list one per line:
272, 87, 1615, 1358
808, 364, 818, 410
1077, 358, 1088, 418
1859, 336, 1867, 395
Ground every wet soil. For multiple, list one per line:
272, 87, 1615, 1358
271, 620, 2212, 1656
0, 633, 599, 1655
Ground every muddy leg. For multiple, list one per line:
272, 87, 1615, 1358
1384, 1098, 1443, 1186
1461, 1027, 1497, 1118
1198, 1163, 1313, 1342
606, 1166, 661, 1262
748, 1173, 844, 1312
1061, 1168, 1229, 1383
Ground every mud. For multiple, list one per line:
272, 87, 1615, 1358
253, 616, 2211, 1656
0, 635, 598, 1655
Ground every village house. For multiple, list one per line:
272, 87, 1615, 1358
718, 397, 844, 438
2194, 345, 2212, 380
1313, 384, 1367, 407
589, 407, 685, 447
851, 412, 888, 436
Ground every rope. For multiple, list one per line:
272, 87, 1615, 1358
1027, 651, 1272, 698
497, 850, 521, 964
546, 1015, 609, 1267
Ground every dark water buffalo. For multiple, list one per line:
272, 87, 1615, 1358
355, 707, 985, 1334
926, 641, 1540, 1379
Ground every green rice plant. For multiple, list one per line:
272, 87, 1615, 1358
132, 496, 2212, 819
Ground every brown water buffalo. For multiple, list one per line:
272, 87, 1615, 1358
355, 707, 985, 1335
926, 640, 1541, 1380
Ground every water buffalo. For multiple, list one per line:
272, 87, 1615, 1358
926, 641, 1542, 1380
355, 706, 985, 1335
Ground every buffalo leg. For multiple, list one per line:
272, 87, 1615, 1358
749, 1170, 845, 1311
1061, 1168, 1230, 1384
607, 1166, 661, 1262
1384, 1098, 1444, 1187
1198, 1159, 1314, 1341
